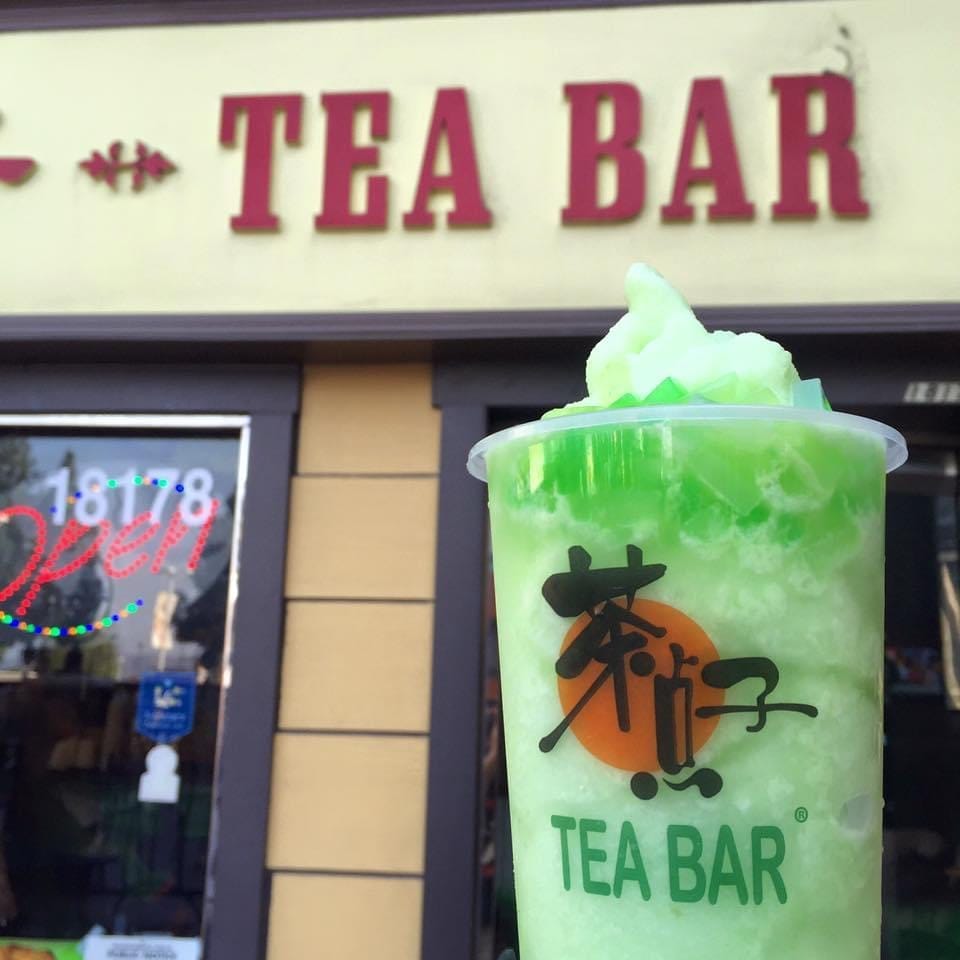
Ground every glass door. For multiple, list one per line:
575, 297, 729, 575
0, 416, 246, 959
882, 449, 960, 959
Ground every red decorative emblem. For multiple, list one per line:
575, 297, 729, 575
80, 141, 176, 191
0, 157, 36, 186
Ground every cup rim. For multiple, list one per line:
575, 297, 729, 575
466, 404, 908, 482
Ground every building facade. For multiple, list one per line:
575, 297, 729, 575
0, 1, 957, 958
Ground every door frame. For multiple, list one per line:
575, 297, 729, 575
0, 363, 299, 960
422, 354, 598, 960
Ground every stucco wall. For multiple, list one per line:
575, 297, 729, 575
266, 363, 439, 960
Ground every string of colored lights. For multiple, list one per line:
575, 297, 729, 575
1, 472, 197, 638
0, 599, 144, 637
51, 474, 186, 513
108, 475, 185, 491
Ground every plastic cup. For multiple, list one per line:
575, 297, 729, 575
468, 405, 906, 960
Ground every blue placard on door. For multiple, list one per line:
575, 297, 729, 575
136, 672, 197, 744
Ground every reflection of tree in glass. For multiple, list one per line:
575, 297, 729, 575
19, 560, 106, 644
0, 438, 36, 642
49, 449, 108, 642
0, 558, 106, 651
173, 492, 235, 671
0, 443, 105, 646
173, 544, 229, 671
0, 436, 32, 495
0, 526, 29, 631
64, 566, 105, 627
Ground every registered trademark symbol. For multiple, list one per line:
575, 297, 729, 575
795, 806, 809, 823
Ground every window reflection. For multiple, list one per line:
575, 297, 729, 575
0, 429, 240, 947
882, 488, 960, 959
477, 546, 518, 960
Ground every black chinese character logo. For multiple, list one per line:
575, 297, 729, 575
539, 546, 817, 799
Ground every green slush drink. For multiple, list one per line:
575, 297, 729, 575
468, 266, 906, 960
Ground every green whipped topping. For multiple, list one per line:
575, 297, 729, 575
545, 263, 830, 419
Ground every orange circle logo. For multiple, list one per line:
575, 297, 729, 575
554, 598, 724, 773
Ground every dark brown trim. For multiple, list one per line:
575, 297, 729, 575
207, 408, 297, 960
0, 303, 958, 341
433, 330, 960, 410
421, 404, 489, 960
0, 363, 300, 960
0, 363, 299, 412
0, 0, 791, 32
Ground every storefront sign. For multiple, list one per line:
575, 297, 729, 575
79, 141, 176, 192
3, 75, 866, 229
0, 156, 35, 185
220, 74, 866, 233
540, 545, 816, 802
0, 0, 953, 311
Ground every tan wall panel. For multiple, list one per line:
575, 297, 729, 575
285, 476, 438, 599
268, 733, 428, 872
267, 874, 423, 960
279, 601, 433, 732
298, 364, 440, 475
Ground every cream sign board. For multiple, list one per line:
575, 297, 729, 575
0, 0, 955, 313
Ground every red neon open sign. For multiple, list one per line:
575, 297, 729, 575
0, 473, 219, 621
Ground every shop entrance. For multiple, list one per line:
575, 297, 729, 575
0, 419, 245, 955
0, 364, 297, 960
881, 445, 959, 959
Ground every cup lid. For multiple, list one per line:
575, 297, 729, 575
466, 404, 908, 482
